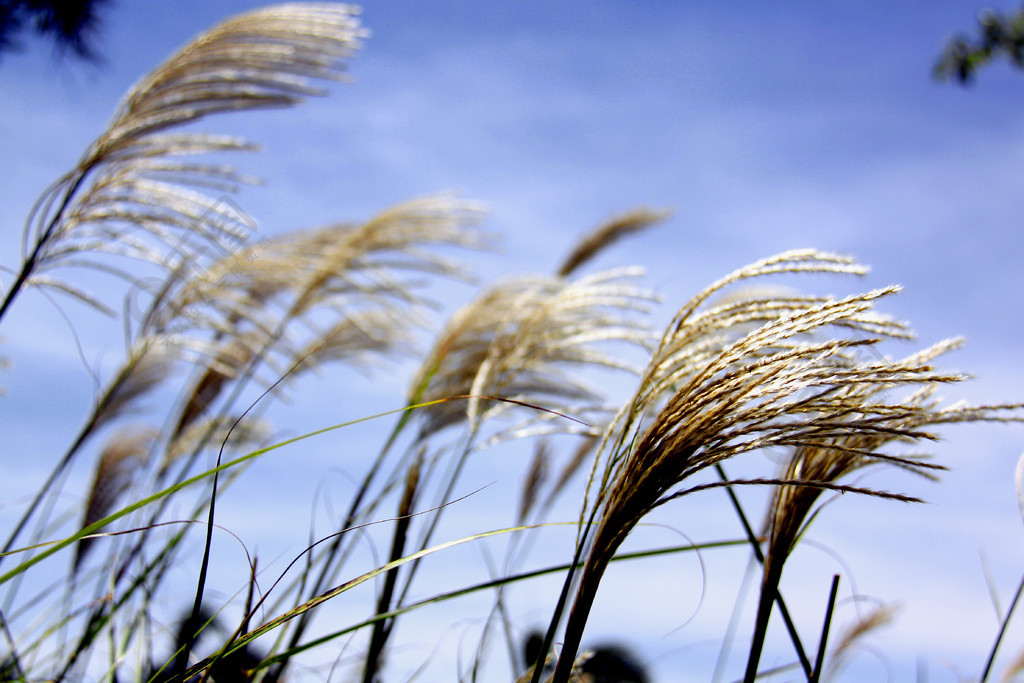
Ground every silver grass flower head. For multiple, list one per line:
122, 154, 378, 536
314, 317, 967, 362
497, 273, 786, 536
22, 4, 367, 317
411, 267, 658, 439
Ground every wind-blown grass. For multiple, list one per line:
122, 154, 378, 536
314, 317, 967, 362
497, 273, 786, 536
2, 4, 1023, 683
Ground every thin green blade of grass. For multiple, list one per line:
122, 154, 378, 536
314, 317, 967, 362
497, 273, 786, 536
0, 402, 448, 585
179, 525, 535, 681
199, 536, 751, 679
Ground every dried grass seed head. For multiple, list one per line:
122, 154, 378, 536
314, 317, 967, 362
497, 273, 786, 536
131, 196, 488, 389
411, 268, 657, 439
557, 207, 671, 277
23, 4, 366, 316
75, 425, 159, 570
92, 342, 178, 432
580, 253, 984, 568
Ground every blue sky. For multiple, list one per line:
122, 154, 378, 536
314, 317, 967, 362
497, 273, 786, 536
2, 2, 1024, 681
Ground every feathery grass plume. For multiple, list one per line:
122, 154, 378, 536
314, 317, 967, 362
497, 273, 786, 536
170, 339, 254, 442
278, 195, 491, 318
73, 426, 158, 572
0, 4, 366, 324
154, 196, 488, 358
545, 250, 1022, 682
151, 197, 489, 475
293, 308, 415, 374
353, 268, 656, 676
557, 207, 671, 277
570, 251, 889, 529
822, 603, 897, 677
745, 338, 1024, 680
139, 196, 486, 477
92, 341, 178, 431
411, 267, 658, 439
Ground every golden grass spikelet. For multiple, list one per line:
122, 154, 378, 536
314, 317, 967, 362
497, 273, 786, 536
740, 338, 1024, 677
409, 276, 544, 435
74, 426, 158, 571
281, 195, 491, 318
458, 267, 657, 420
118, 196, 489, 424
171, 339, 254, 441
155, 196, 488, 346
557, 207, 671, 277
87, 4, 364, 163
294, 308, 414, 374
763, 373, 952, 572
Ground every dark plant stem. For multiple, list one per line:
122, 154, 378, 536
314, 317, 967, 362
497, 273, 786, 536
810, 574, 840, 683
550, 553, 610, 683
715, 463, 812, 677
743, 558, 786, 683
0, 172, 85, 326
980, 569, 1024, 682
528, 533, 593, 683
361, 452, 420, 683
